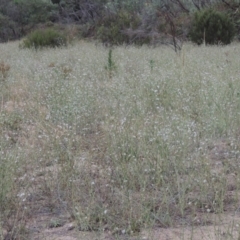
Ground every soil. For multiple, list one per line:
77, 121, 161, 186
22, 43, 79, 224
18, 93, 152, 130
27, 213, 240, 240
21, 203, 240, 240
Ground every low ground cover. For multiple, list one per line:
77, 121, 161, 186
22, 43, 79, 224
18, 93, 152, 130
1, 41, 240, 239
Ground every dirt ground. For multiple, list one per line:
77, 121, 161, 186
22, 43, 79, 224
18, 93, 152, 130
27, 213, 240, 240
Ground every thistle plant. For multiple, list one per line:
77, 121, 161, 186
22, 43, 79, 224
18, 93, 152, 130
105, 48, 117, 79
149, 59, 155, 73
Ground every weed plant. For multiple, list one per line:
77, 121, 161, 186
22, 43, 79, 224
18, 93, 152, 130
105, 49, 117, 79
1, 41, 240, 239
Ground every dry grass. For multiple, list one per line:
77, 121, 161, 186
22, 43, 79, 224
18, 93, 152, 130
0, 61, 10, 81
1, 41, 240, 239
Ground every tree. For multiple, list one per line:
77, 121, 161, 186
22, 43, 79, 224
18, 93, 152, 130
59, 0, 107, 23
189, 8, 235, 45
13, 0, 56, 25
51, 0, 60, 4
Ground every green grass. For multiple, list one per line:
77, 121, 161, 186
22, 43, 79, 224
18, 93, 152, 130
1, 41, 240, 239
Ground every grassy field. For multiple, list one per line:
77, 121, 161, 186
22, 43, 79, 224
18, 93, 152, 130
1, 41, 240, 239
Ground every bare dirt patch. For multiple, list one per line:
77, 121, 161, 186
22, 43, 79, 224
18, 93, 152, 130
26, 213, 240, 240
142, 214, 240, 240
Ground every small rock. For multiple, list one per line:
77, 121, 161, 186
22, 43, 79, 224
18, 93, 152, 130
66, 223, 76, 231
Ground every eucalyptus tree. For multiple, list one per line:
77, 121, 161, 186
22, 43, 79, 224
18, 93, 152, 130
56, 0, 108, 23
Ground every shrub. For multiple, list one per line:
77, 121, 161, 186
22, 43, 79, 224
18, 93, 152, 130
96, 10, 142, 45
14, 0, 57, 25
0, 14, 21, 42
189, 9, 235, 45
21, 28, 67, 49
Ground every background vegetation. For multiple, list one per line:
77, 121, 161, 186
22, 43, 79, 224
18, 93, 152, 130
189, 8, 235, 45
0, 0, 240, 46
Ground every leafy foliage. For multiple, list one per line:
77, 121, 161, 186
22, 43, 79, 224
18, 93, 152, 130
0, 13, 20, 42
13, 0, 56, 25
96, 10, 144, 45
105, 49, 117, 79
21, 28, 67, 49
189, 8, 235, 45
59, 0, 106, 24
0, 0, 239, 45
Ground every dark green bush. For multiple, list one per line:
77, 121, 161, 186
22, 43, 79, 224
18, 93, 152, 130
21, 28, 67, 49
0, 13, 21, 42
96, 10, 145, 45
14, 0, 57, 25
189, 9, 235, 45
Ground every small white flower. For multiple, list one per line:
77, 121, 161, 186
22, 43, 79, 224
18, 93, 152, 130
18, 192, 25, 198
